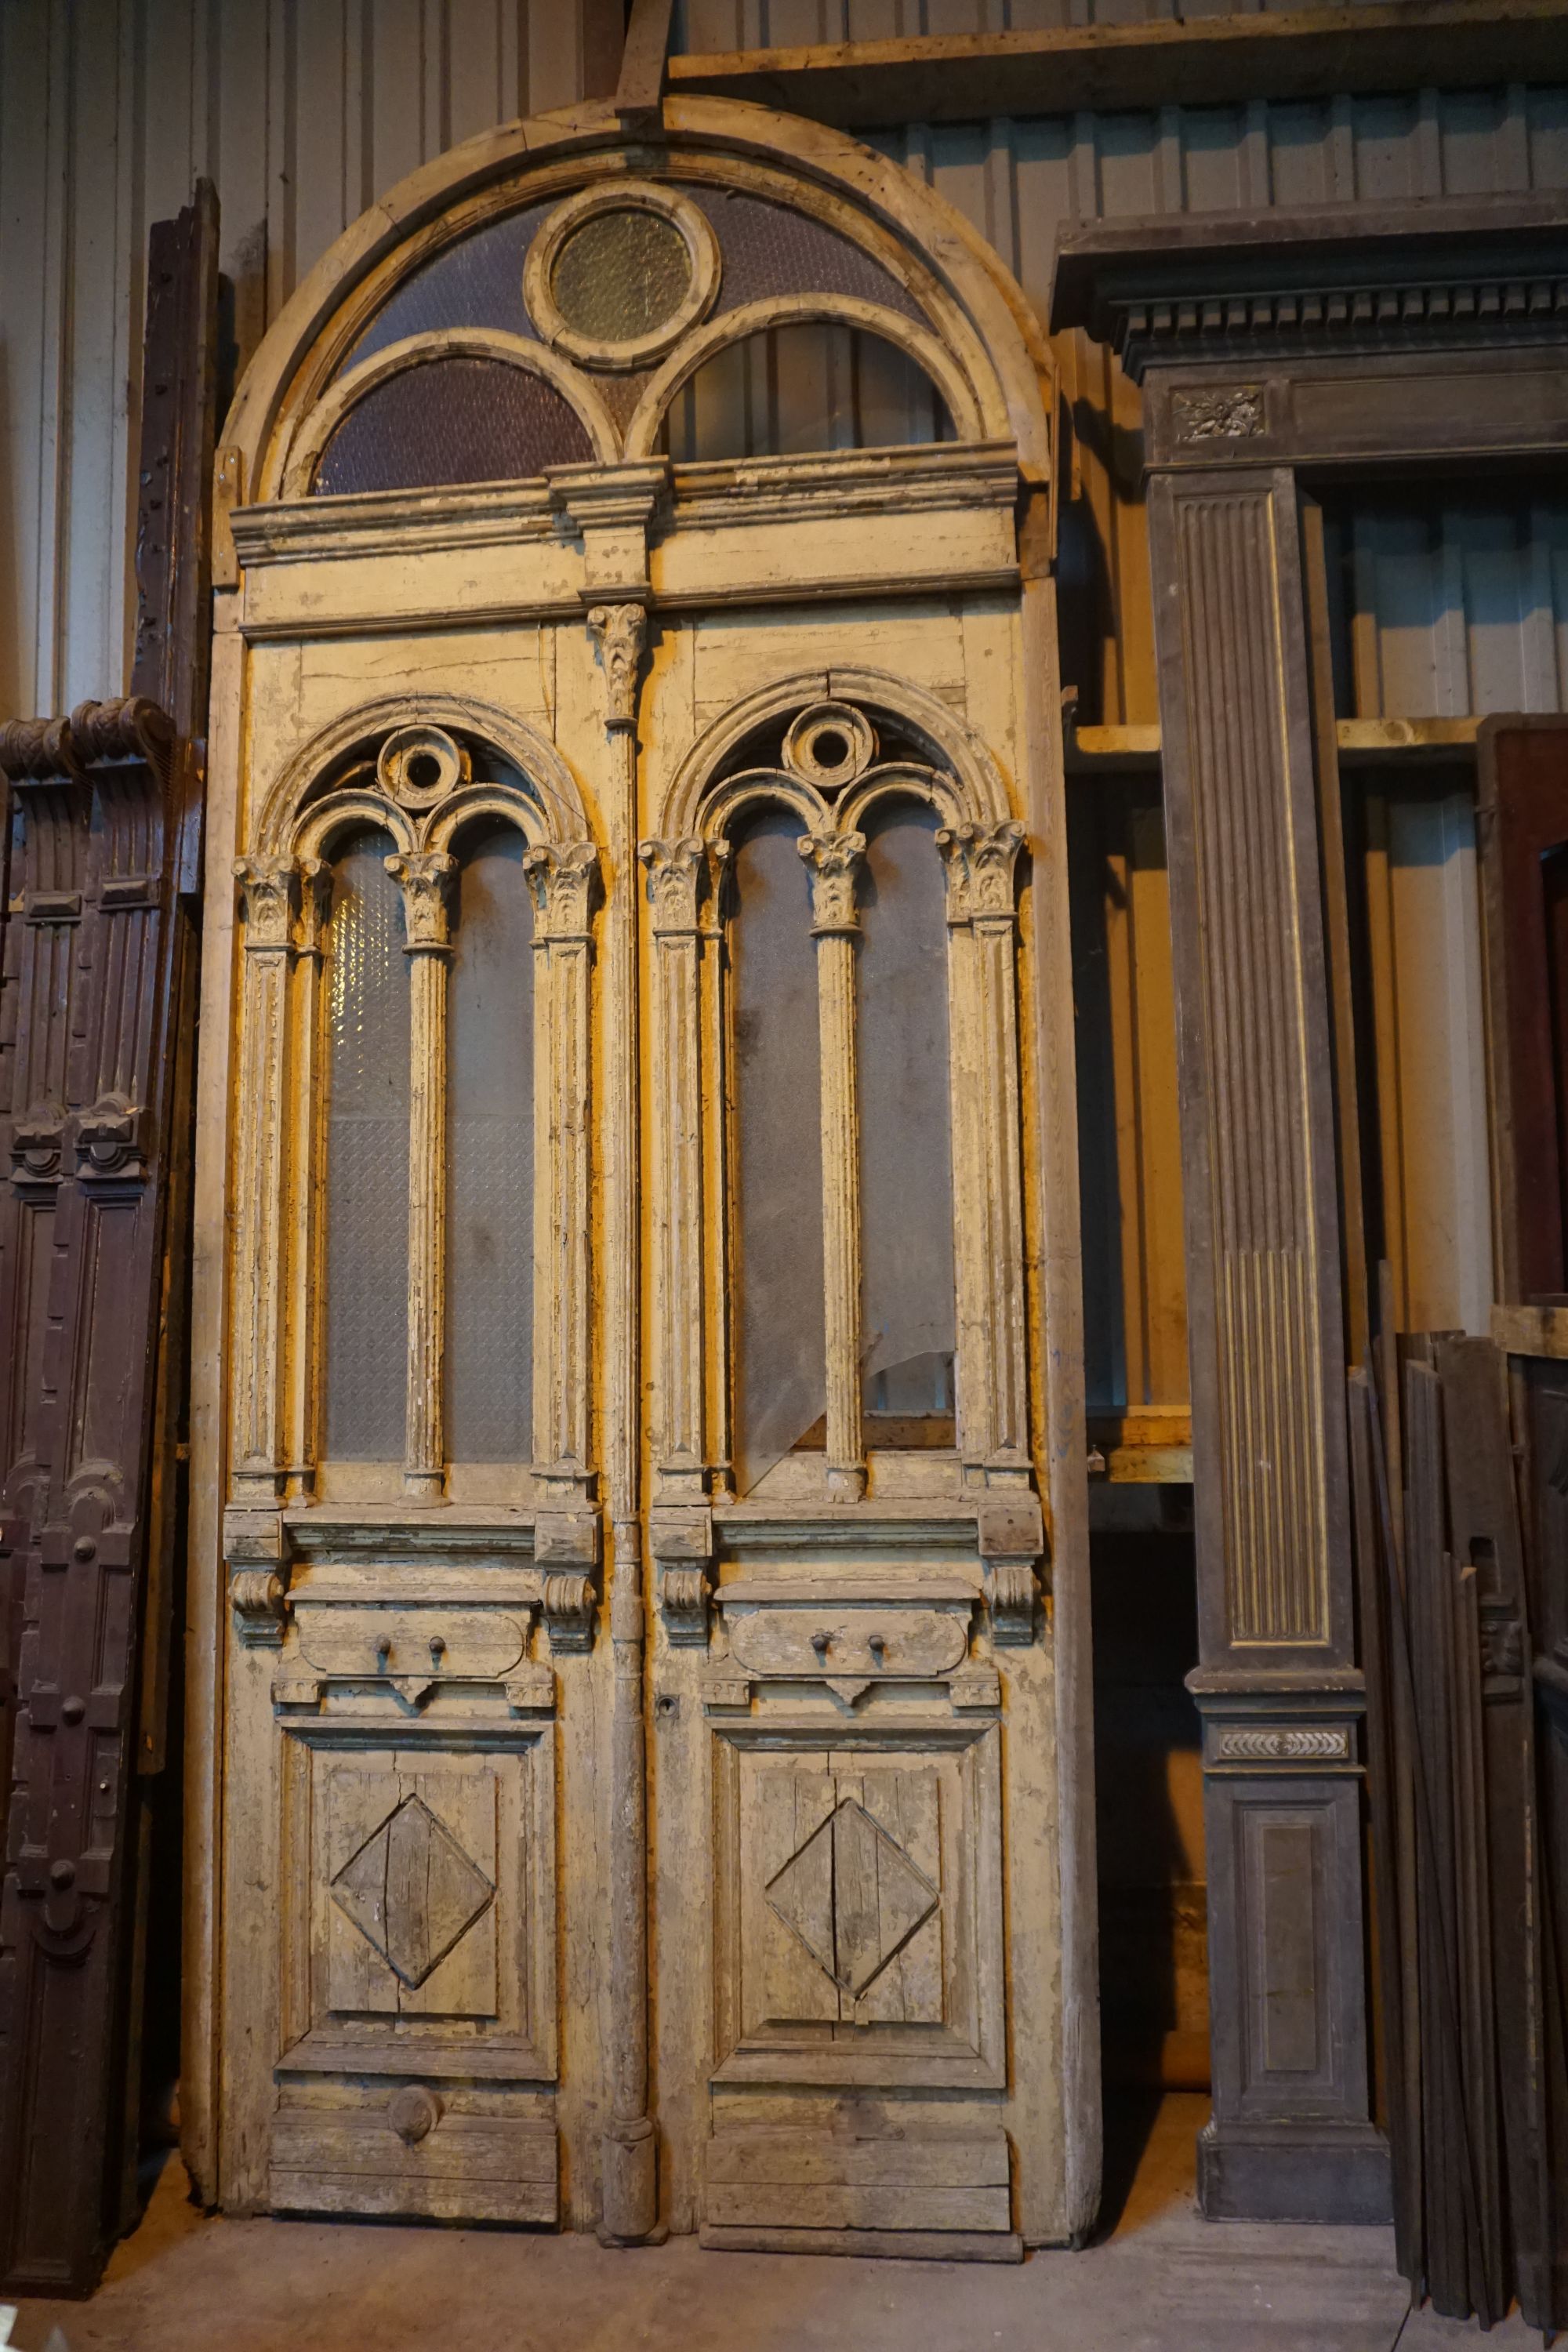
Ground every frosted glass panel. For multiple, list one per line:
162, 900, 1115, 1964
445, 822, 535, 1464
856, 801, 956, 1429
731, 809, 825, 1491
662, 325, 953, 461
324, 829, 409, 1460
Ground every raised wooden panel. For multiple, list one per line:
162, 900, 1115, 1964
713, 1715, 1004, 2089
274, 1715, 555, 2084
270, 2107, 558, 2224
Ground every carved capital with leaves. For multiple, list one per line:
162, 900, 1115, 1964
586, 601, 647, 731
234, 854, 300, 950
524, 839, 600, 943
798, 829, 866, 935
385, 850, 456, 950
936, 819, 1025, 926
638, 836, 706, 935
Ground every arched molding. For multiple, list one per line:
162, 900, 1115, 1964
292, 789, 416, 863
659, 666, 1014, 841
278, 328, 620, 498
425, 782, 552, 855
699, 770, 826, 844
622, 294, 983, 462
222, 98, 1048, 510
253, 691, 590, 859
837, 764, 967, 837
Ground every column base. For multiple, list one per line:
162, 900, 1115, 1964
1197, 2117, 1392, 2224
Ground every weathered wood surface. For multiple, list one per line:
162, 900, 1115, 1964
0, 184, 216, 2299
668, 0, 1568, 125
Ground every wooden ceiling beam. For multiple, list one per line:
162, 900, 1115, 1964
669, 0, 1568, 128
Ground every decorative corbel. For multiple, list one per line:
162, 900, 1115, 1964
652, 1508, 714, 1646
978, 1496, 1043, 1646
230, 1569, 289, 1649
536, 1510, 601, 1654
586, 602, 648, 733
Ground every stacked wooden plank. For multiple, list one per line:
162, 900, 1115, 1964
1350, 1336, 1558, 2330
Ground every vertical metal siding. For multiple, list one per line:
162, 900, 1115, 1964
0, 0, 610, 717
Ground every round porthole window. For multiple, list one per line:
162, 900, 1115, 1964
782, 702, 877, 793
524, 183, 720, 370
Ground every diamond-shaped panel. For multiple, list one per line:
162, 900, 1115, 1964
766, 1797, 938, 1998
332, 1793, 495, 1989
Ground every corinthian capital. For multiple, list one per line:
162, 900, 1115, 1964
234, 854, 299, 949
586, 602, 647, 732
638, 836, 706, 935
936, 819, 1025, 924
798, 829, 866, 935
524, 839, 600, 942
385, 851, 456, 949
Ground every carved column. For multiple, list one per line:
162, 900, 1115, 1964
285, 858, 330, 1497
586, 597, 658, 2242
800, 829, 866, 1505
231, 855, 301, 1502
938, 820, 1030, 1483
638, 835, 706, 1503
387, 851, 456, 1501
1147, 466, 1383, 2222
522, 840, 598, 1496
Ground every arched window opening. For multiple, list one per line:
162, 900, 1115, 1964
661, 325, 955, 464
728, 806, 825, 1494
856, 799, 956, 1443
322, 826, 409, 1460
311, 356, 593, 495
445, 819, 535, 1465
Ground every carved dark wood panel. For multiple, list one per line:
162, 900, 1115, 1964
0, 183, 216, 2297
1478, 717, 1568, 1305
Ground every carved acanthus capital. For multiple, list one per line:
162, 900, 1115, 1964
638, 836, 706, 935
798, 829, 866, 935
936, 820, 1025, 926
385, 850, 456, 949
524, 840, 600, 943
586, 602, 647, 732
234, 854, 299, 949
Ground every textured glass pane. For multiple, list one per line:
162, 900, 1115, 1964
312, 358, 593, 495
445, 822, 535, 1464
731, 810, 825, 1493
336, 187, 923, 382
857, 802, 956, 1426
661, 325, 953, 462
550, 209, 691, 342
325, 829, 410, 1461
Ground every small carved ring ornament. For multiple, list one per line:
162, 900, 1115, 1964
524, 182, 721, 372
782, 702, 877, 793
377, 723, 469, 809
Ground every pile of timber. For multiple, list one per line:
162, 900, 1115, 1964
1349, 1336, 1566, 2332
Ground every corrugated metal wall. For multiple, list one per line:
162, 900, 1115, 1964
677, 0, 1453, 42
0, 0, 616, 721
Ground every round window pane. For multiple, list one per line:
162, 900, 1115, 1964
549, 208, 691, 345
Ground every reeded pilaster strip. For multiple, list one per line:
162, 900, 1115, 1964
387, 851, 456, 1499
231, 855, 300, 1497
938, 820, 1029, 1472
524, 839, 598, 1492
640, 835, 707, 1499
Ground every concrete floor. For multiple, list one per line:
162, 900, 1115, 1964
8, 2096, 1544, 2350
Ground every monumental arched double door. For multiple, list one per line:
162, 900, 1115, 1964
194, 100, 1092, 2257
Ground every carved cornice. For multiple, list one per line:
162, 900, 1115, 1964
1050, 200, 1568, 381
798, 829, 866, 935
586, 602, 648, 733
386, 850, 457, 950
0, 697, 174, 785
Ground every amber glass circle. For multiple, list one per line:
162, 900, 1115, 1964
548, 207, 692, 344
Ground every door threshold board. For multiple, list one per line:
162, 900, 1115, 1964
699, 2223, 1024, 2263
